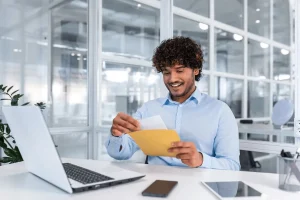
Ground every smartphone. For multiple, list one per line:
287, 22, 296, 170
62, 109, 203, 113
142, 180, 178, 198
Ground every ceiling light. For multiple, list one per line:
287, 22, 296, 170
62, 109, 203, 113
278, 74, 290, 80
260, 42, 269, 49
83, 58, 87, 60
281, 49, 289, 55
198, 23, 208, 30
137, 3, 141, 7
233, 34, 243, 41
105, 70, 128, 83
256, 20, 260, 24
256, 8, 260, 12
71, 53, 75, 56
13, 49, 18, 52
220, 32, 227, 37
77, 57, 81, 60
258, 75, 266, 80
77, 53, 81, 56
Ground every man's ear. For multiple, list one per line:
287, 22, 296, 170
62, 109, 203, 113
194, 69, 200, 75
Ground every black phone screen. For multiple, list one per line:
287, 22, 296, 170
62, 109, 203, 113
142, 180, 178, 197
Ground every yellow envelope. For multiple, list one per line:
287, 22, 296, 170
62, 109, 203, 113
128, 129, 180, 157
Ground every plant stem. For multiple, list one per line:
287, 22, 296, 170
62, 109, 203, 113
3, 136, 14, 149
0, 92, 12, 99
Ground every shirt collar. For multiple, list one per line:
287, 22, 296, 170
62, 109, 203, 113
161, 87, 202, 106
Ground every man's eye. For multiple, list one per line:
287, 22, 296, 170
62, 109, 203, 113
177, 70, 183, 73
163, 72, 170, 75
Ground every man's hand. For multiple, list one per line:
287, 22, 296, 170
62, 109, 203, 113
168, 141, 203, 168
111, 112, 140, 137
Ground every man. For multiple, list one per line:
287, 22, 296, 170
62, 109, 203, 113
105, 37, 240, 170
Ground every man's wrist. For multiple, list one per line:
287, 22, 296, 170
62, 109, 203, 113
197, 152, 203, 167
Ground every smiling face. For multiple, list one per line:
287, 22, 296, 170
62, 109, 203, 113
162, 64, 199, 103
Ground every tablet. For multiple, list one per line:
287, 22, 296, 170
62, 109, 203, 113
202, 181, 263, 200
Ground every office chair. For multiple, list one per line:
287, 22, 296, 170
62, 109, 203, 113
145, 155, 149, 164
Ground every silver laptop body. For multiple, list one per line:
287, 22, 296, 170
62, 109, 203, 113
2, 106, 145, 193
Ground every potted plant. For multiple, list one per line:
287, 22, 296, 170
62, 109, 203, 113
0, 84, 46, 164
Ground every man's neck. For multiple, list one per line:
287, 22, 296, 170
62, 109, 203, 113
171, 86, 196, 103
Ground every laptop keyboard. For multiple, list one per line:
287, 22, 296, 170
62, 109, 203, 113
63, 163, 114, 184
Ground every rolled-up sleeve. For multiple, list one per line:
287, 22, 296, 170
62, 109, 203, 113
200, 104, 240, 171
105, 104, 147, 160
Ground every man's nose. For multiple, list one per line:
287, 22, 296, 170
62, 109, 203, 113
169, 72, 179, 83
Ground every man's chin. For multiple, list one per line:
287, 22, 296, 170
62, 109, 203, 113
170, 91, 184, 98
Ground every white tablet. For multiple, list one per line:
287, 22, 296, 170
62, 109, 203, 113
202, 181, 263, 200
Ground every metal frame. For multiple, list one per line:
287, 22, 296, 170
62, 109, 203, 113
295, 0, 300, 146
98, 0, 296, 154
1, 0, 296, 159
172, 0, 293, 117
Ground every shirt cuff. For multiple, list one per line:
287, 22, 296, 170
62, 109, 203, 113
108, 134, 124, 149
200, 152, 211, 168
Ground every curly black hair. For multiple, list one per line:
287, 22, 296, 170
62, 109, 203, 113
152, 36, 203, 81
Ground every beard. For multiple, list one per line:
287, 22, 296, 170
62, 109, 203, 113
166, 80, 195, 100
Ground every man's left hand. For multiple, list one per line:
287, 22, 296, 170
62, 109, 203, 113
168, 141, 203, 168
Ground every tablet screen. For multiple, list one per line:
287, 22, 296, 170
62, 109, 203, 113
203, 181, 262, 198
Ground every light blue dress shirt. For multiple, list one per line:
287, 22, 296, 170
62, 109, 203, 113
105, 88, 240, 171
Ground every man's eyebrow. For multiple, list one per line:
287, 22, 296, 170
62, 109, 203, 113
174, 66, 185, 69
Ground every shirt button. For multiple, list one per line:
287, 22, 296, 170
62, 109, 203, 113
179, 104, 183, 107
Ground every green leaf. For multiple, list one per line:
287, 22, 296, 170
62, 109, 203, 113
0, 84, 3, 89
0, 123, 4, 132
6, 135, 13, 139
4, 148, 17, 157
18, 94, 24, 98
11, 97, 18, 106
7, 86, 13, 93
0, 140, 7, 149
21, 102, 30, 106
0, 157, 13, 163
0, 98, 11, 100
35, 102, 46, 110
5, 126, 11, 134
11, 90, 19, 96
14, 146, 23, 160
2, 86, 7, 91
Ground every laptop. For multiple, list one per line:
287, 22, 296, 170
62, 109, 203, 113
2, 106, 145, 193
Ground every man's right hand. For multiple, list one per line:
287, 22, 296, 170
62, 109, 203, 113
111, 112, 140, 137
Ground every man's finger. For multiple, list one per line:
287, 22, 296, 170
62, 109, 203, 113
176, 153, 191, 160
117, 113, 140, 130
112, 124, 129, 133
171, 141, 193, 148
114, 117, 138, 132
168, 147, 192, 154
115, 124, 130, 134
118, 113, 140, 128
118, 119, 138, 132
111, 128, 122, 136
181, 159, 191, 166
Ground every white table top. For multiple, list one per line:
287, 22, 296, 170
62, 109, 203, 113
0, 158, 299, 200
238, 123, 294, 136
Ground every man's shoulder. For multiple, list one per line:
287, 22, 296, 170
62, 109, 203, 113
143, 97, 166, 107
200, 93, 227, 109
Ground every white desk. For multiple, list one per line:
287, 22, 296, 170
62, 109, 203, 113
0, 158, 299, 200
238, 124, 294, 136
238, 124, 294, 143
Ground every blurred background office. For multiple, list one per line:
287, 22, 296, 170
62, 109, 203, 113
0, 0, 296, 172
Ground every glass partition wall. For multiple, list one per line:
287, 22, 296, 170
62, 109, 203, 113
0, 0, 295, 160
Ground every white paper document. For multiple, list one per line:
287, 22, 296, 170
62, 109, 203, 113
138, 115, 167, 130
